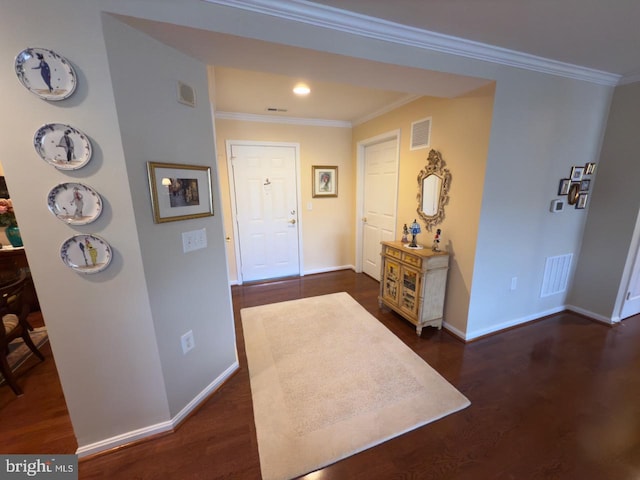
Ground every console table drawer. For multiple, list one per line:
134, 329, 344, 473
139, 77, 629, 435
384, 245, 402, 260
402, 252, 422, 268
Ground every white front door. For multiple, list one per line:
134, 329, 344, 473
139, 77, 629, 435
361, 137, 399, 280
230, 143, 300, 282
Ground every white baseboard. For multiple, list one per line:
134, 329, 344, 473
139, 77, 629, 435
457, 304, 617, 342
442, 322, 466, 340
170, 361, 239, 427
228, 265, 356, 285
565, 304, 616, 325
303, 265, 355, 276
462, 306, 567, 341
76, 360, 240, 458
75, 421, 175, 459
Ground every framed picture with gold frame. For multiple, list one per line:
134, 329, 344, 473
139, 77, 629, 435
147, 162, 214, 223
312, 165, 338, 197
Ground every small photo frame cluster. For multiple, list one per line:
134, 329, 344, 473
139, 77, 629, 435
312, 165, 338, 197
557, 162, 596, 210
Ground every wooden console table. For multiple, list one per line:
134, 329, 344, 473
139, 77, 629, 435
378, 241, 449, 336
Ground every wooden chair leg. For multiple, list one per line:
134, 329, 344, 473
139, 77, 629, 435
21, 331, 45, 361
0, 352, 23, 396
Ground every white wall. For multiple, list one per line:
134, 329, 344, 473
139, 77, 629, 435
1, 0, 237, 454
102, 14, 237, 418
467, 73, 612, 338
0, 1, 169, 448
568, 82, 640, 321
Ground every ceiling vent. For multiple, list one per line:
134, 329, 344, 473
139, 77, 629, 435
410, 117, 432, 150
266, 107, 288, 113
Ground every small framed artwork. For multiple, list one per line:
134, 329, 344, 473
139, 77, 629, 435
585, 162, 596, 175
312, 165, 338, 197
570, 166, 585, 181
558, 178, 571, 195
576, 193, 588, 209
147, 162, 214, 223
580, 179, 591, 191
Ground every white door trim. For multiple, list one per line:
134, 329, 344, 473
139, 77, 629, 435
616, 208, 640, 321
355, 129, 401, 274
225, 140, 304, 284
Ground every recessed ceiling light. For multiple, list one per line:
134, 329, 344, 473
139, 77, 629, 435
293, 83, 311, 96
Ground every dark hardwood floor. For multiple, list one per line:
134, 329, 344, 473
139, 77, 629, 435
0, 311, 76, 455
2, 270, 640, 479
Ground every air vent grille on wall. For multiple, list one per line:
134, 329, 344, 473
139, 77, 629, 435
540, 253, 573, 297
177, 81, 196, 107
410, 117, 432, 150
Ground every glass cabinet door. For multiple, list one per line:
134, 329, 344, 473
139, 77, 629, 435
383, 259, 400, 304
400, 267, 420, 317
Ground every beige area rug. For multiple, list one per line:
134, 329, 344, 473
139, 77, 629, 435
241, 292, 470, 480
0, 326, 48, 385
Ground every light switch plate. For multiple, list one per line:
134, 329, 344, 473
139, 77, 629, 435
182, 228, 207, 253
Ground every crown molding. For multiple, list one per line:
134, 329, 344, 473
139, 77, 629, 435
203, 0, 621, 86
619, 71, 640, 86
352, 94, 421, 126
215, 111, 352, 128
216, 94, 421, 127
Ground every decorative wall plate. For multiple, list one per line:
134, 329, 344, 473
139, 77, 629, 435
15, 47, 77, 101
47, 183, 102, 225
34, 123, 92, 170
60, 234, 112, 274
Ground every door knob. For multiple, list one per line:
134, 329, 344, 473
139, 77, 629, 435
289, 219, 297, 224
363, 217, 367, 223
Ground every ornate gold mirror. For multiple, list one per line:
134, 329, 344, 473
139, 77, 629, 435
416, 149, 451, 231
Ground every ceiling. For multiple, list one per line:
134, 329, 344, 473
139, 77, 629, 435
118, 0, 640, 123
308, 0, 640, 77
119, 15, 492, 123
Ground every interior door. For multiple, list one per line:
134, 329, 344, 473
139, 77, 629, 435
230, 143, 300, 282
621, 240, 640, 319
361, 138, 398, 280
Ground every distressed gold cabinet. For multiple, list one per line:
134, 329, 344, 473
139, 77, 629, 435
379, 241, 449, 336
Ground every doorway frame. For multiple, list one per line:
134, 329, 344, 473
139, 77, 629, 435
355, 129, 401, 274
225, 139, 304, 284
616, 207, 640, 322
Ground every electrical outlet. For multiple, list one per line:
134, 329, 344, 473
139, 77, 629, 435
181, 330, 195, 354
510, 276, 518, 291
